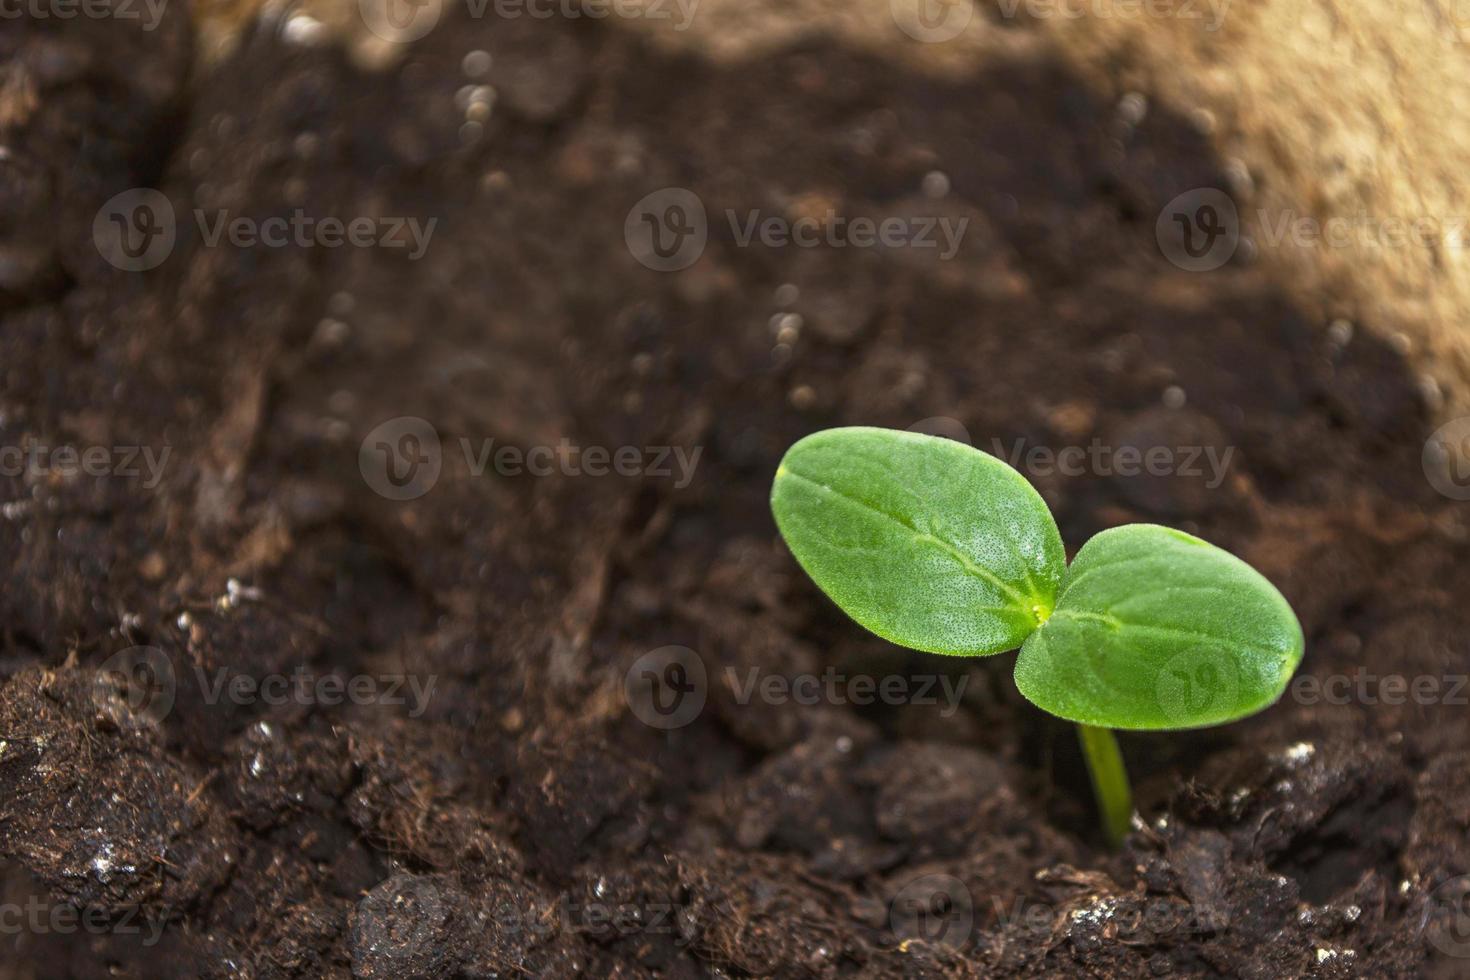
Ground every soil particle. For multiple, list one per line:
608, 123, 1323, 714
349, 873, 461, 979
0, 666, 236, 917
2, 7, 1469, 979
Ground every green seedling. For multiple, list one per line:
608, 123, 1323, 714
770, 426, 1304, 846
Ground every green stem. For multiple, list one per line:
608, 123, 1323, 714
1076, 724, 1133, 848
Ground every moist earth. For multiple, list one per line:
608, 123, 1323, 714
1, 6, 1468, 979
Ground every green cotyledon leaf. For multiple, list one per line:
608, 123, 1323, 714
1015, 524, 1304, 730
770, 427, 1066, 656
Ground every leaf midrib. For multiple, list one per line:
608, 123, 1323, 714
778, 466, 1034, 609
1047, 607, 1251, 650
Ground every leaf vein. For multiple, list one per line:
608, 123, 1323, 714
780, 468, 1029, 607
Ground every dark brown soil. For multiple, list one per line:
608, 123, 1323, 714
3, 7, 1469, 978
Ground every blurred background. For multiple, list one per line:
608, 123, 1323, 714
2, 1, 1470, 976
